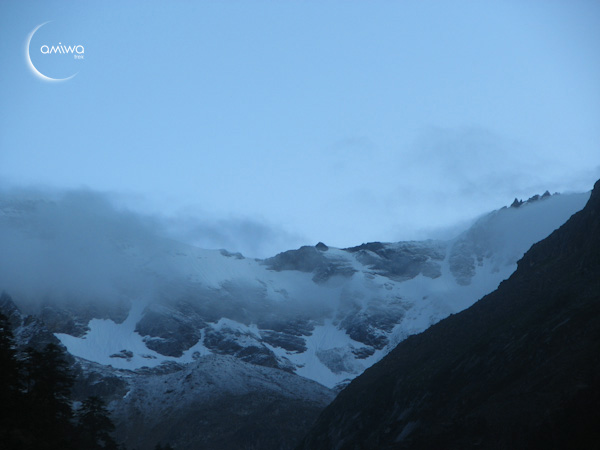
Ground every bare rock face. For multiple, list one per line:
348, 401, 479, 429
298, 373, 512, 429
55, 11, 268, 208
34, 298, 131, 338
135, 307, 204, 357
345, 241, 445, 281
263, 245, 357, 282
315, 242, 329, 251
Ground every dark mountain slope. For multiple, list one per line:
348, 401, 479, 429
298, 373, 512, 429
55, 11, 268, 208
297, 179, 600, 450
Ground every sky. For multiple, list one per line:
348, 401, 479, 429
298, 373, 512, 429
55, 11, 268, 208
1, 0, 599, 257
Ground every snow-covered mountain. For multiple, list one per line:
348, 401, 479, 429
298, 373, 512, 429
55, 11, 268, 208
0, 190, 589, 389
0, 293, 333, 450
108, 355, 334, 450
297, 180, 600, 450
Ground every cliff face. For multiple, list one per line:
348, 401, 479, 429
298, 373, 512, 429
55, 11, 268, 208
297, 179, 600, 450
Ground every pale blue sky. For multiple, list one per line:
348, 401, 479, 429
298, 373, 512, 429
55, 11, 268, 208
1, 1, 599, 256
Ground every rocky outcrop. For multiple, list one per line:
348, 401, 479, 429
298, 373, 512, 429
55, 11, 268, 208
345, 241, 445, 281
263, 245, 356, 282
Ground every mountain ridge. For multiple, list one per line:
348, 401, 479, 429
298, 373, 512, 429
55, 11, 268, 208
296, 180, 600, 449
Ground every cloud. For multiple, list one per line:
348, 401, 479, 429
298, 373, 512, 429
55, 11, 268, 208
0, 186, 303, 307
164, 215, 307, 259
0, 187, 159, 305
314, 125, 598, 245
402, 126, 599, 201
402, 126, 539, 196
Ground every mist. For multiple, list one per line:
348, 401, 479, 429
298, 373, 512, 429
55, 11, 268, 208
0, 186, 325, 316
0, 187, 161, 306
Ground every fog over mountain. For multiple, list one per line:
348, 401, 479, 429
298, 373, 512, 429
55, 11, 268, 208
0, 184, 591, 386
1, 185, 589, 298
0, 183, 594, 449
0, 188, 162, 306
0, 187, 298, 300
0, 185, 588, 310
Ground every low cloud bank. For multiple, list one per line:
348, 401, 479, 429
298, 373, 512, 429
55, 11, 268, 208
0, 186, 303, 307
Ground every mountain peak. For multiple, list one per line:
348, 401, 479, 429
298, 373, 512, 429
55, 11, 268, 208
510, 189, 553, 208
315, 242, 328, 251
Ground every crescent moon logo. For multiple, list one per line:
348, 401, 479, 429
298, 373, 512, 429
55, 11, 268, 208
25, 22, 78, 82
